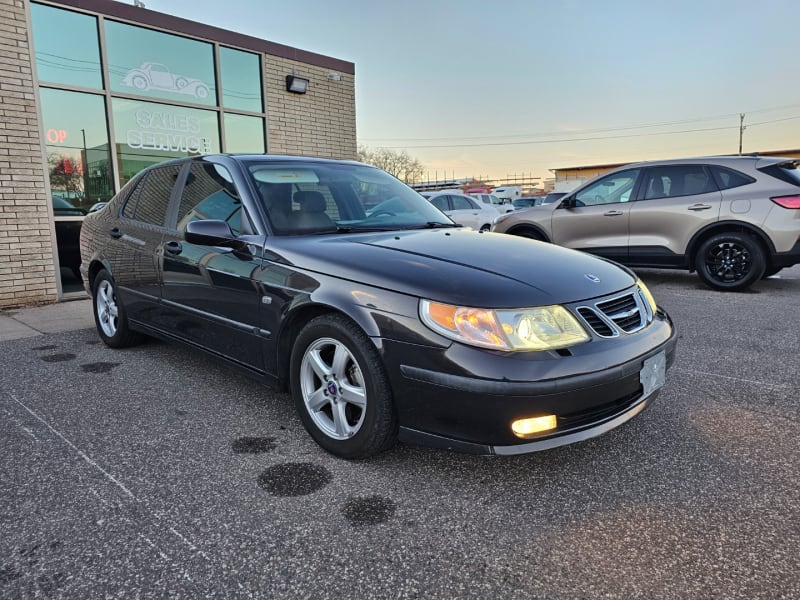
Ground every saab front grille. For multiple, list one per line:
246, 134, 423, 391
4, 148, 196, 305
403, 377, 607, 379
575, 290, 650, 338
577, 307, 614, 337
597, 293, 644, 333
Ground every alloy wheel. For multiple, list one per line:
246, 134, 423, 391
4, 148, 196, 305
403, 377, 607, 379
299, 337, 367, 440
96, 279, 119, 338
705, 241, 751, 283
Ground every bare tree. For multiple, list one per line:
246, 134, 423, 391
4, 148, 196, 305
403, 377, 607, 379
358, 146, 425, 183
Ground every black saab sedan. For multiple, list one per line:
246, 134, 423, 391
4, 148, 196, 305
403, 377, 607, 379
80, 155, 676, 459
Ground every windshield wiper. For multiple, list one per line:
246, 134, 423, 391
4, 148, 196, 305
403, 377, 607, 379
335, 225, 398, 233
404, 222, 462, 230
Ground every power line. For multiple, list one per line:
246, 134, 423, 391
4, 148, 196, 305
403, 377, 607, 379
377, 124, 743, 150
361, 103, 800, 145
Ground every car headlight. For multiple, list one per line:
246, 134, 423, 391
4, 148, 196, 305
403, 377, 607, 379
493, 213, 512, 226
637, 279, 657, 315
419, 300, 590, 351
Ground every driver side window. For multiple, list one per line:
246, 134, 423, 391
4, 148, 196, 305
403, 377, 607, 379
177, 163, 252, 236
574, 169, 640, 206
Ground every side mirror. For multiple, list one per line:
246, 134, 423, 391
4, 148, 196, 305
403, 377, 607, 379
185, 219, 243, 249
557, 196, 573, 209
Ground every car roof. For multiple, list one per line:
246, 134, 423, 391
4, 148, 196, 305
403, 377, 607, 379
618, 155, 795, 171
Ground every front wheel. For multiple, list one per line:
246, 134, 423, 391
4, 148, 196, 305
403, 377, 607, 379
290, 314, 397, 459
694, 232, 765, 291
92, 269, 142, 348
512, 228, 545, 242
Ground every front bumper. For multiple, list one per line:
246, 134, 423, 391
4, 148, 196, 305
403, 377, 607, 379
384, 313, 677, 455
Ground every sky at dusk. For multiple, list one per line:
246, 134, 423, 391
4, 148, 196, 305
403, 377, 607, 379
139, 0, 800, 185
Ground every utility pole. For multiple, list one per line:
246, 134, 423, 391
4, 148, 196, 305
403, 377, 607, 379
738, 113, 746, 155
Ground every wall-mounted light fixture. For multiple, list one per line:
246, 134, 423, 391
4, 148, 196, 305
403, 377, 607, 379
286, 75, 309, 94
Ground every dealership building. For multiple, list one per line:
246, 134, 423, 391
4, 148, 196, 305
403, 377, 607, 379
0, 0, 356, 307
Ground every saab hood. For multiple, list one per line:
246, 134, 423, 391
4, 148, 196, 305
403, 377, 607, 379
269, 228, 636, 307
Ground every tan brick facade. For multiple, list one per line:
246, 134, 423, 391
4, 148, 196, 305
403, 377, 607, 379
264, 56, 357, 159
0, 0, 58, 308
0, 0, 356, 308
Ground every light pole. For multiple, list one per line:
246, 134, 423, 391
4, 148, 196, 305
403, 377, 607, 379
80, 128, 89, 203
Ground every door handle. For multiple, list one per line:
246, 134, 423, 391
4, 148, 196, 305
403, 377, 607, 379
603, 210, 623, 216
110, 227, 122, 239
164, 241, 183, 255
688, 204, 712, 211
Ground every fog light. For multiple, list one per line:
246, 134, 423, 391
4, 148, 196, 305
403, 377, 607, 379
511, 415, 557, 438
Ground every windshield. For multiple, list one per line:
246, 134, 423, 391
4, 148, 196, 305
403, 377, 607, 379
244, 160, 453, 234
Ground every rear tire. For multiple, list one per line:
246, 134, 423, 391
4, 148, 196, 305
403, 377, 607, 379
290, 314, 397, 459
92, 269, 143, 348
694, 232, 765, 291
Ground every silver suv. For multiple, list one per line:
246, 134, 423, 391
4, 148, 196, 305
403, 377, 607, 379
491, 156, 800, 291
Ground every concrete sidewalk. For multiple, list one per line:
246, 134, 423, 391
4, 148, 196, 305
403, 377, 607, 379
0, 296, 95, 341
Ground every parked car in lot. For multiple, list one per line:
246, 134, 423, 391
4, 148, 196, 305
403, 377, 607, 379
492, 156, 800, 291
469, 192, 513, 213
80, 155, 676, 458
513, 196, 546, 209
541, 192, 568, 205
421, 191, 499, 231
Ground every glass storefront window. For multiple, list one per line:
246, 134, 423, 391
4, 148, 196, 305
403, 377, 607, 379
31, 3, 102, 90
220, 47, 263, 113
40, 88, 113, 212
111, 98, 220, 185
224, 113, 265, 153
105, 20, 216, 106
39, 88, 112, 292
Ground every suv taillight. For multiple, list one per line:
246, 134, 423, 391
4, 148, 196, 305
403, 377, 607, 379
771, 195, 800, 209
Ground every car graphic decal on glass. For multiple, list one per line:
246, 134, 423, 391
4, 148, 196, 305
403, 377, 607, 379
121, 62, 210, 100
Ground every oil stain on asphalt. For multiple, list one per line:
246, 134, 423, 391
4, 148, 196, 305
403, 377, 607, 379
80, 362, 120, 374
232, 437, 276, 454
257, 463, 332, 496
342, 495, 396, 526
40, 353, 75, 363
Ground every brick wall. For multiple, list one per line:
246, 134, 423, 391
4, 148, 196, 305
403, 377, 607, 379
263, 56, 357, 159
0, 0, 57, 307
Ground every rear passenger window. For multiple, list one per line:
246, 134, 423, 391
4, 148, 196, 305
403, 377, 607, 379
643, 166, 717, 200
177, 162, 252, 236
710, 166, 755, 190
122, 164, 182, 226
121, 176, 146, 219
451, 195, 474, 210
430, 196, 449, 211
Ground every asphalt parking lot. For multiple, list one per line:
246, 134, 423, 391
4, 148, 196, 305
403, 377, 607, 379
1, 267, 799, 599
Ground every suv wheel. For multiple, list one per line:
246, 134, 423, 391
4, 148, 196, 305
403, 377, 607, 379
512, 228, 545, 241
694, 232, 765, 291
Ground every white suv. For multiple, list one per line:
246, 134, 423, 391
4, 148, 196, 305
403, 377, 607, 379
422, 191, 499, 231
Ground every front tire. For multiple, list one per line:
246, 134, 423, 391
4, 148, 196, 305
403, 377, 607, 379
694, 232, 765, 291
512, 228, 545, 242
290, 314, 397, 459
92, 269, 142, 348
